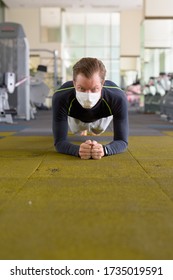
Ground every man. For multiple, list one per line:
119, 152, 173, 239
52, 57, 128, 160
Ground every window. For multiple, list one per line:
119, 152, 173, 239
40, 8, 120, 85
41, 8, 61, 43
62, 12, 120, 83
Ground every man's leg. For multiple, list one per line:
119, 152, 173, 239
90, 116, 113, 135
68, 116, 113, 136
68, 116, 90, 135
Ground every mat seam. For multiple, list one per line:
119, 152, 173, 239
127, 148, 173, 204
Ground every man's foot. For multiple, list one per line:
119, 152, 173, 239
91, 129, 103, 136
80, 130, 88, 136
91, 132, 101, 136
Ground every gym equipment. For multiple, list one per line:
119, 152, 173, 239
160, 74, 173, 121
0, 72, 16, 123
0, 22, 30, 123
144, 74, 171, 114
30, 48, 59, 89
143, 77, 156, 113
126, 81, 141, 108
30, 65, 50, 110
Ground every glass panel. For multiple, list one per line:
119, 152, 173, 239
61, 11, 120, 84
64, 13, 85, 45
111, 60, 120, 85
111, 47, 119, 59
102, 59, 120, 84
65, 25, 85, 45
103, 60, 110, 79
165, 48, 173, 73
111, 14, 120, 46
40, 8, 61, 43
86, 13, 110, 46
86, 25, 110, 46
86, 47, 111, 59
63, 47, 85, 61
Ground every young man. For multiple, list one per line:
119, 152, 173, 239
52, 57, 128, 160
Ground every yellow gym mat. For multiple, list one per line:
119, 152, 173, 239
0, 134, 173, 260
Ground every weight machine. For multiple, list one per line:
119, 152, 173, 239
0, 22, 30, 123
0, 72, 15, 123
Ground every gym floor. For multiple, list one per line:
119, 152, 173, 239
0, 109, 173, 260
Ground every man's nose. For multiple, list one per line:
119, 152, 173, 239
85, 90, 92, 93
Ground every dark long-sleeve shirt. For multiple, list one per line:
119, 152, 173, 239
52, 80, 129, 156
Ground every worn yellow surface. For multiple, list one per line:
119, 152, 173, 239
0, 134, 173, 260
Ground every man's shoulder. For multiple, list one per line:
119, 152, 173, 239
53, 81, 75, 103
103, 80, 127, 105
103, 80, 124, 95
55, 81, 74, 92
104, 80, 118, 87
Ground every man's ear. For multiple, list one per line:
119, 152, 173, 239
73, 80, 76, 87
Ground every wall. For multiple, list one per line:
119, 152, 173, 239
120, 9, 142, 56
5, 7, 142, 56
145, 0, 173, 17
5, 7, 60, 51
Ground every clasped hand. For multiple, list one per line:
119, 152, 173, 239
79, 140, 104, 160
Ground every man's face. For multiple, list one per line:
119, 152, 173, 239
73, 72, 103, 93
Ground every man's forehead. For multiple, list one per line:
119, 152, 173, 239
75, 73, 101, 83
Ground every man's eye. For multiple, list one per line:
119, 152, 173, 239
78, 87, 84, 91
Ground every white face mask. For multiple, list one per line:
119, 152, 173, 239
76, 91, 101, 109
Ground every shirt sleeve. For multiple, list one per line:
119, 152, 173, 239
104, 92, 129, 155
52, 91, 80, 157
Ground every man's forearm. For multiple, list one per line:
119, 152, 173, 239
55, 140, 80, 156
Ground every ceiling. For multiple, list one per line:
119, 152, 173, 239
3, 0, 143, 12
